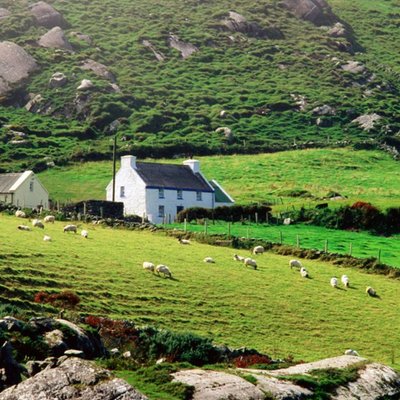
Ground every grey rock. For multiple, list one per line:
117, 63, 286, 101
29, 1, 67, 29
0, 8, 11, 21
26, 358, 57, 377
142, 40, 165, 62
341, 61, 365, 74
0, 342, 24, 390
0, 357, 148, 400
81, 59, 116, 82
255, 375, 313, 399
328, 22, 347, 37
168, 34, 198, 59
215, 126, 234, 142
77, 79, 94, 91
29, 316, 56, 332
172, 369, 265, 400
352, 113, 382, 131
25, 94, 45, 112
44, 329, 68, 356
49, 72, 67, 88
64, 349, 84, 358
312, 104, 336, 116
0, 316, 24, 332
70, 31, 93, 45
38, 27, 73, 51
281, 0, 337, 26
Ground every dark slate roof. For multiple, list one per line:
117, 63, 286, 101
135, 162, 213, 192
209, 180, 233, 203
0, 173, 23, 193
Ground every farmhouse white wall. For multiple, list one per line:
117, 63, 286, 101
11, 172, 49, 209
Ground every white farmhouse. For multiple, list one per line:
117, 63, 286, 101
0, 171, 49, 209
106, 155, 234, 223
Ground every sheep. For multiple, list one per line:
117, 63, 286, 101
81, 229, 88, 238
32, 219, 44, 229
44, 215, 55, 223
203, 257, 215, 263
253, 245, 265, 255
43, 235, 52, 242
330, 277, 338, 288
341, 275, 350, 288
289, 259, 302, 269
243, 258, 257, 270
366, 286, 377, 297
300, 267, 309, 278
143, 262, 155, 272
17, 225, 31, 231
63, 224, 77, 233
156, 264, 172, 278
233, 254, 245, 262
179, 238, 191, 245
15, 210, 26, 218
344, 349, 359, 357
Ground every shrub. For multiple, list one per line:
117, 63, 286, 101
233, 354, 272, 368
34, 290, 80, 309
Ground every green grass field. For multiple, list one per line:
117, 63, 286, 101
1, 214, 400, 369
38, 148, 400, 209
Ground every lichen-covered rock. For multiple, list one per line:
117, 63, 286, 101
168, 34, 198, 59
255, 375, 313, 399
0, 8, 11, 21
81, 60, 116, 82
0, 316, 24, 332
312, 104, 336, 115
38, 27, 73, 51
341, 60, 365, 74
49, 72, 67, 88
328, 22, 347, 37
142, 40, 165, 62
29, 1, 67, 29
281, 0, 337, 26
77, 79, 94, 91
352, 114, 382, 131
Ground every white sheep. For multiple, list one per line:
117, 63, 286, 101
81, 229, 89, 238
233, 254, 245, 262
203, 257, 215, 263
330, 277, 338, 288
289, 259, 302, 269
253, 245, 265, 255
179, 238, 191, 245
300, 267, 309, 278
43, 235, 52, 242
32, 219, 44, 229
143, 262, 155, 272
63, 224, 77, 233
243, 258, 257, 270
15, 210, 26, 218
341, 275, 350, 288
366, 286, 376, 297
344, 349, 359, 356
156, 264, 172, 278
44, 215, 55, 223
17, 225, 31, 231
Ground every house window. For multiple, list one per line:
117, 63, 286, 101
177, 190, 183, 200
158, 205, 165, 218
120, 186, 125, 197
158, 188, 165, 199
29, 181, 34, 192
196, 191, 202, 201
177, 206, 184, 214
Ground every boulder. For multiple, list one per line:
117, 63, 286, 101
352, 114, 382, 131
29, 1, 67, 29
281, 0, 337, 26
255, 375, 313, 399
215, 126, 234, 142
328, 22, 347, 37
0, 8, 10, 21
49, 72, 67, 88
38, 27, 73, 51
77, 79, 94, 91
142, 40, 165, 62
312, 104, 336, 115
44, 329, 68, 356
70, 32, 93, 45
0, 316, 24, 332
0, 342, 24, 390
168, 34, 198, 59
24, 93, 45, 112
0, 357, 148, 400
81, 59, 116, 82
0, 41, 38, 97
341, 61, 365, 74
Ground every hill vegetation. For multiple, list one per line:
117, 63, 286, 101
0, 0, 400, 169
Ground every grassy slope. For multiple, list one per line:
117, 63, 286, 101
38, 148, 400, 209
1, 214, 400, 368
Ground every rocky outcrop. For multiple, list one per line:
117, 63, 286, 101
77, 79, 94, 91
0, 41, 38, 97
255, 375, 313, 399
341, 60, 365, 74
25, 93, 46, 113
70, 32, 93, 45
0, 357, 148, 400
0, 8, 10, 21
168, 34, 198, 59
312, 104, 336, 115
142, 40, 165, 62
38, 27, 73, 51
221, 11, 284, 39
328, 22, 347, 37
281, 0, 337, 26
352, 113, 382, 131
81, 59, 116, 81
29, 1, 67, 29
49, 72, 67, 88
0, 342, 25, 391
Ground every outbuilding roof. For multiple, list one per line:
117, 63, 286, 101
135, 162, 213, 192
0, 173, 24, 193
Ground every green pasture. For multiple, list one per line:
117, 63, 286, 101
1, 214, 400, 368
166, 221, 400, 268
38, 148, 400, 210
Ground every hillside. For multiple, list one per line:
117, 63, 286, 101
0, 0, 400, 170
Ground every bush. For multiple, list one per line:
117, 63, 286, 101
34, 290, 80, 309
233, 354, 272, 368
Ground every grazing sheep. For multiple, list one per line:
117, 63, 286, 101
341, 275, 350, 288
179, 238, 191, 245
289, 259, 302, 269
81, 229, 88, 238
330, 277, 338, 288
366, 286, 377, 297
156, 264, 172, 278
203, 257, 215, 263
15, 210, 26, 218
44, 215, 55, 223
32, 219, 44, 229
300, 267, 309, 278
243, 258, 257, 270
253, 245, 265, 255
17, 225, 31, 231
143, 262, 155, 272
43, 235, 52, 242
233, 254, 245, 262
63, 224, 77, 233
344, 349, 359, 356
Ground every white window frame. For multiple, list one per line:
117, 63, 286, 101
177, 189, 183, 200
120, 186, 125, 197
158, 188, 165, 199
196, 191, 202, 201
158, 205, 165, 217
29, 181, 34, 192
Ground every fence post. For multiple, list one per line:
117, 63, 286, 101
83, 202, 87, 217
266, 213, 269, 225
184, 218, 187, 232
246, 227, 249, 239
142, 213, 145, 224
378, 249, 381, 263
255, 212, 258, 225
100, 207, 103, 219
349, 242, 352, 256
279, 231, 283, 244
228, 222, 231, 238
57, 200, 60, 212
324, 239, 328, 253
168, 214, 171, 224
296, 235, 300, 248
205, 219, 208, 236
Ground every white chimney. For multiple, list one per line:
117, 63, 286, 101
183, 159, 200, 173
121, 155, 136, 169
